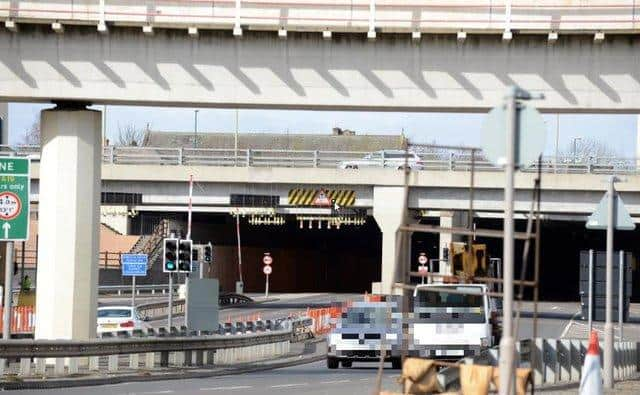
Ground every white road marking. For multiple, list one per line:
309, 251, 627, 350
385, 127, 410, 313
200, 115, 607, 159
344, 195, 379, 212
319, 379, 351, 385
137, 391, 174, 395
360, 378, 369, 381
552, 306, 558, 310
200, 386, 253, 391
271, 383, 309, 388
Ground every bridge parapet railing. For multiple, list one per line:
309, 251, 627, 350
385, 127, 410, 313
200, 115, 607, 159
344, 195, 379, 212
1, 1, 640, 34
1, 145, 638, 175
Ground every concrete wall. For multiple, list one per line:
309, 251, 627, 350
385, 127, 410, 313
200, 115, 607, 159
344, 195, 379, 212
2, 25, 640, 112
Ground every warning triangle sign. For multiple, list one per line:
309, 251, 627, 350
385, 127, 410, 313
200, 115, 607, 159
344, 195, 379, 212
313, 189, 331, 206
586, 192, 636, 231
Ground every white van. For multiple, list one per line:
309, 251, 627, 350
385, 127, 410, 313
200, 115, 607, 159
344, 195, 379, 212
409, 283, 495, 359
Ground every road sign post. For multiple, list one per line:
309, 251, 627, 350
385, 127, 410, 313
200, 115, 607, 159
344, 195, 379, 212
121, 254, 148, 308
0, 157, 30, 340
263, 253, 272, 298
585, 176, 635, 389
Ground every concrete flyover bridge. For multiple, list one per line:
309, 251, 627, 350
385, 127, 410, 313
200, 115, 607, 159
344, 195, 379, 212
2, 1, 640, 341
2, 1, 640, 112
11, 145, 640, 299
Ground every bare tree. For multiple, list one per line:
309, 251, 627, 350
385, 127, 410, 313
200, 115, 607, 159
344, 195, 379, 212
116, 124, 150, 147
560, 137, 618, 162
22, 120, 40, 146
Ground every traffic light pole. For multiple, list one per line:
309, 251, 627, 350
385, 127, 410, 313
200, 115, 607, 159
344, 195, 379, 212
167, 273, 173, 330
3, 241, 13, 339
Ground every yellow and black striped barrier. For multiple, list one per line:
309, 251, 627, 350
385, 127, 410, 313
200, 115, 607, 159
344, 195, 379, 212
288, 188, 356, 207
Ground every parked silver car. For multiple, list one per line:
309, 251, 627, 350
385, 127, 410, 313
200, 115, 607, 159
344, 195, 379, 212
339, 150, 424, 170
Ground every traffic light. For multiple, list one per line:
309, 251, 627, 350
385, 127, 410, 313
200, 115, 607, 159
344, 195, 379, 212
178, 239, 193, 272
204, 243, 213, 264
163, 238, 178, 273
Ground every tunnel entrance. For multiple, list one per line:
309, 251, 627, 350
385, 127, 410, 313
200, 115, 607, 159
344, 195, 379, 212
177, 213, 382, 293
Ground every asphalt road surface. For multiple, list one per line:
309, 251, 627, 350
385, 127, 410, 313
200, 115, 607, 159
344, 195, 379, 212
9, 360, 400, 395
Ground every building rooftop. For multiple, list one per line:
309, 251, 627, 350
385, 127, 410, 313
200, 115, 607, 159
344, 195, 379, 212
144, 128, 406, 152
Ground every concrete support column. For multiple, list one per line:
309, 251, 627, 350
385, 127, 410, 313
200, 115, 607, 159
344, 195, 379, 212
439, 211, 465, 275
0, 102, 8, 145
372, 186, 407, 294
636, 115, 640, 168
35, 106, 101, 340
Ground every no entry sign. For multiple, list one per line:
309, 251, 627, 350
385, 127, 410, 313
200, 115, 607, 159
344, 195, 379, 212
263, 254, 273, 265
418, 254, 428, 265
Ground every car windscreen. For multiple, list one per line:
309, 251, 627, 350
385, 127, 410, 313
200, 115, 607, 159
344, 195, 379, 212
340, 307, 389, 328
98, 309, 132, 318
414, 286, 486, 324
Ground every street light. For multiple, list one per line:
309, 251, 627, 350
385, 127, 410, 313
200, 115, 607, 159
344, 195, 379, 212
193, 109, 199, 149
573, 137, 582, 163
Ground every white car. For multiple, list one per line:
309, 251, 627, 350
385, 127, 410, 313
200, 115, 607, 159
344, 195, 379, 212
97, 306, 148, 334
339, 150, 424, 170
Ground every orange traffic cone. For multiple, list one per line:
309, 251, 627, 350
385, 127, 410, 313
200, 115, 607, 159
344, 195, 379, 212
579, 330, 603, 395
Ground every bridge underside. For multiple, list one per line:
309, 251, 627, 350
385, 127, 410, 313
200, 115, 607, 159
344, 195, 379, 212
2, 25, 640, 112
132, 211, 640, 301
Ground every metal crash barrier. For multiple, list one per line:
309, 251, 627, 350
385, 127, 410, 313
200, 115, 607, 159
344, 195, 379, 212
0, 330, 293, 377
437, 338, 639, 392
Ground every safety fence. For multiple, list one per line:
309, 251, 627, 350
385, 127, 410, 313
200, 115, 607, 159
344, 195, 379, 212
3, 145, 638, 175
2, 1, 640, 34
439, 338, 639, 391
0, 330, 293, 378
0, 307, 34, 335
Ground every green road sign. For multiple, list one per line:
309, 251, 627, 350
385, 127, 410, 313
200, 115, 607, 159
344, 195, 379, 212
0, 158, 30, 241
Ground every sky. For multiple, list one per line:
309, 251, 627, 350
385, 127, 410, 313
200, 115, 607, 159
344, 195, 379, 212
8, 103, 639, 158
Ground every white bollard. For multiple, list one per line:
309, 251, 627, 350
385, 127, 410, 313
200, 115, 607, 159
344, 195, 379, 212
89, 356, 99, 371
145, 352, 155, 369
130, 353, 139, 369
533, 338, 544, 385
54, 358, 65, 375
35, 358, 46, 375
19, 358, 31, 377
67, 357, 78, 375
0, 359, 6, 376
108, 355, 118, 372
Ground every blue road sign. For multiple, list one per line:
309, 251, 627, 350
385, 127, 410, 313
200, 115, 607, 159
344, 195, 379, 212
121, 254, 148, 276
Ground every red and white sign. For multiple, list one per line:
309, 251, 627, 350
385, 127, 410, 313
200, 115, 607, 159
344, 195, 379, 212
263, 254, 273, 265
312, 189, 331, 206
418, 254, 428, 265
418, 265, 429, 274
263, 265, 272, 275
0, 192, 21, 220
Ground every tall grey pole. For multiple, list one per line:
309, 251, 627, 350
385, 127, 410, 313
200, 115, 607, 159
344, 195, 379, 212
234, 109, 239, 166
604, 176, 615, 388
554, 114, 559, 172
3, 242, 13, 339
618, 250, 624, 341
193, 110, 199, 149
499, 87, 517, 395
588, 249, 594, 334
131, 276, 136, 308
167, 273, 173, 330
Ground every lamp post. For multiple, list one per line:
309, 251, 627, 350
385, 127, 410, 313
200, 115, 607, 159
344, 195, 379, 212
193, 109, 199, 149
572, 137, 582, 163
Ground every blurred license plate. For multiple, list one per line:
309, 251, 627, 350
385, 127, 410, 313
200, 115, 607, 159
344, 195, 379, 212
436, 350, 464, 356
101, 324, 117, 329
436, 324, 463, 334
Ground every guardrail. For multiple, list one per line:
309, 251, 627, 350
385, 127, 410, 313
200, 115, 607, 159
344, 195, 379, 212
0, 330, 292, 377
99, 283, 179, 296
1, 1, 640, 34
438, 338, 639, 391
3, 145, 638, 175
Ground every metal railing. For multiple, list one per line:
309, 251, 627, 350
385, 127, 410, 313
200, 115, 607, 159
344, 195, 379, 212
2, 1, 640, 34
4, 145, 638, 175
0, 330, 293, 378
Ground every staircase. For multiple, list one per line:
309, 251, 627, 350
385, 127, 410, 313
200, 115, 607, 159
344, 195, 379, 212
129, 220, 169, 268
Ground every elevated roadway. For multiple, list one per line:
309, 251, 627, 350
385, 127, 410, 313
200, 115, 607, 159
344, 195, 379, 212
2, 1, 640, 112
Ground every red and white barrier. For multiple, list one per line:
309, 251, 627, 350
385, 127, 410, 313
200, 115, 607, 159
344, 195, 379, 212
0, 306, 35, 334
